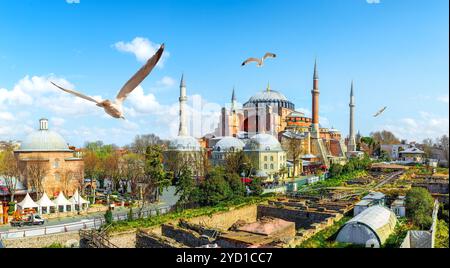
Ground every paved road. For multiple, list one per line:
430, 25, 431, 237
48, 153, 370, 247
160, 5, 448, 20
0, 186, 178, 234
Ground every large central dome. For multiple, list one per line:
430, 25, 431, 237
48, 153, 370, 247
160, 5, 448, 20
244, 86, 295, 110
17, 119, 72, 152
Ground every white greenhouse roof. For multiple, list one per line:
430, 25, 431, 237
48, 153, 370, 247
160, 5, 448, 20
347, 205, 397, 243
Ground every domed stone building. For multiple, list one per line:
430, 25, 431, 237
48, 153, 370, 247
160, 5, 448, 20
14, 118, 84, 198
211, 136, 245, 166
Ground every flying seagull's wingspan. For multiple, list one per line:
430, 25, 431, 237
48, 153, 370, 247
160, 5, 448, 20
242, 57, 262, 66
263, 52, 276, 60
374, 106, 387, 117
116, 43, 165, 104
51, 82, 100, 104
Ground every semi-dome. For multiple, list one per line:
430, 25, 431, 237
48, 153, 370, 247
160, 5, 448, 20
244, 86, 295, 110
213, 136, 245, 152
245, 133, 283, 152
168, 135, 201, 152
17, 119, 71, 152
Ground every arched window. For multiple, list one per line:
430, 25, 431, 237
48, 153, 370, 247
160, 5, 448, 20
270, 164, 274, 169
264, 164, 268, 169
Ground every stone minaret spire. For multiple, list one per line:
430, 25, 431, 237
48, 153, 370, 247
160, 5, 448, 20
348, 80, 357, 152
178, 74, 188, 136
231, 86, 237, 112
311, 59, 320, 134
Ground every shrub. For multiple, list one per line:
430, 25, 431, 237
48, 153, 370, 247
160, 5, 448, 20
435, 219, 449, 248
8, 202, 15, 215
406, 187, 434, 229
127, 207, 133, 221
104, 209, 113, 224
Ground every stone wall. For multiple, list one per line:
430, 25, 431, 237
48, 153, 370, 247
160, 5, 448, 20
2, 231, 80, 248
136, 230, 187, 248
257, 205, 337, 229
187, 204, 258, 230
161, 223, 211, 247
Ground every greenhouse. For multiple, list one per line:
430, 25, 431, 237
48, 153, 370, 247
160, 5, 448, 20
336, 205, 397, 248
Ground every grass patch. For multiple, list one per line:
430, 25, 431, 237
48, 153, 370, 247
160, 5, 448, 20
297, 216, 358, 248
107, 196, 270, 233
299, 170, 368, 196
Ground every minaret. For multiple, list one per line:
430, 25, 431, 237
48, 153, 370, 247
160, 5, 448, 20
348, 81, 356, 152
231, 86, 237, 113
178, 74, 188, 136
311, 60, 320, 135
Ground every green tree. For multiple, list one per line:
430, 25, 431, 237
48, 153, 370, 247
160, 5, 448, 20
225, 172, 246, 197
406, 187, 434, 229
329, 164, 343, 178
144, 145, 171, 203
175, 166, 195, 207
197, 167, 232, 206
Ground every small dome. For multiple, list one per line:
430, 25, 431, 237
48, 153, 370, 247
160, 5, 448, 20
245, 133, 283, 152
168, 135, 201, 152
18, 119, 71, 152
213, 137, 245, 152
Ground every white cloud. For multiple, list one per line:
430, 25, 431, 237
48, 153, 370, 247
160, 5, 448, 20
51, 117, 65, 127
156, 76, 176, 88
66, 0, 80, 4
437, 95, 449, 104
378, 111, 449, 142
366, 0, 380, 4
113, 37, 169, 67
0, 112, 15, 121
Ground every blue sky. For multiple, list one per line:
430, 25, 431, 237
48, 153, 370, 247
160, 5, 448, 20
0, 0, 448, 147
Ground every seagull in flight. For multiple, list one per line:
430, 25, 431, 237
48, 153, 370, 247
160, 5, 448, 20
51, 44, 165, 120
241, 52, 277, 67
374, 106, 388, 117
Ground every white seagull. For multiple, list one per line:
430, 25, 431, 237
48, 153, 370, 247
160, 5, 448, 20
374, 106, 388, 117
51, 44, 165, 120
241, 52, 277, 67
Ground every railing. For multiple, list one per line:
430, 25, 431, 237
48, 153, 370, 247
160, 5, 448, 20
0, 205, 172, 240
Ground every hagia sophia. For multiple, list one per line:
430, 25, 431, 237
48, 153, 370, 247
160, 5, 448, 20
166, 61, 355, 181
